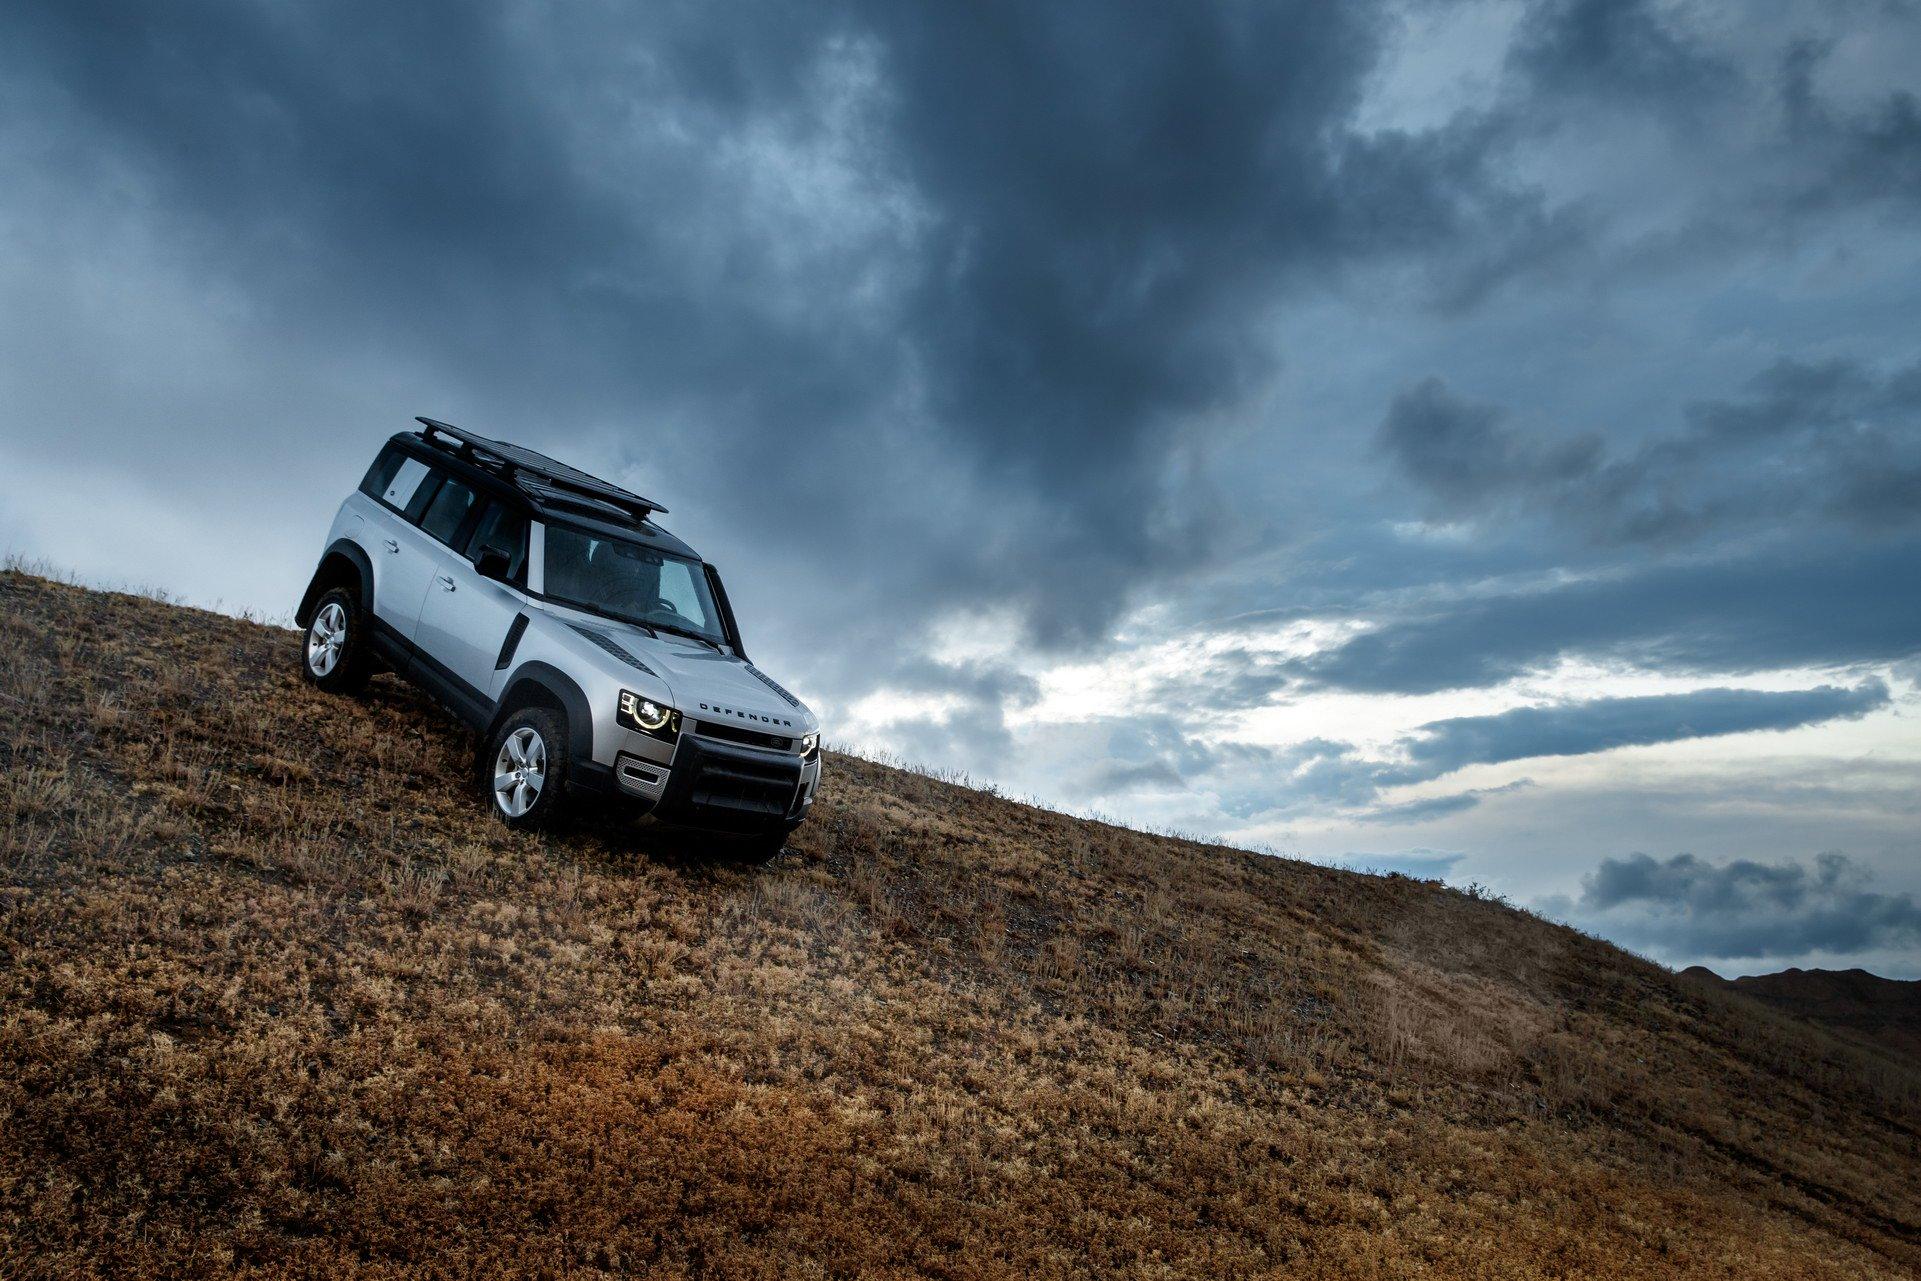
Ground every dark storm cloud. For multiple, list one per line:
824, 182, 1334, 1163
1377, 377, 1602, 522
1242, 683, 1887, 822
1296, 541, 1921, 695
1559, 852, 1921, 960
1513, 0, 1921, 216
1091, 714, 1283, 799
1352, 783, 1531, 826
887, 657, 1041, 714
0, 0, 1552, 658
1379, 357, 1921, 546
1781, 37, 1921, 213
1402, 681, 1890, 777
1510, 0, 1732, 108
1145, 645, 1297, 711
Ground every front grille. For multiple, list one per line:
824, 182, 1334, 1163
692, 719, 793, 752
689, 755, 799, 817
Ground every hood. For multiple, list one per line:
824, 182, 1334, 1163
639, 634, 813, 733
540, 602, 815, 733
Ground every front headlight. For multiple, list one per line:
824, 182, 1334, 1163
800, 731, 819, 758
618, 690, 680, 741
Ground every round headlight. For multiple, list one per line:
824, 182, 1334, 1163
619, 690, 674, 732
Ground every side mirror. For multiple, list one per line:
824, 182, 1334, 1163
474, 547, 512, 581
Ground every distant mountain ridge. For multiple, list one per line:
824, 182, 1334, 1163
1683, 966, 1921, 1059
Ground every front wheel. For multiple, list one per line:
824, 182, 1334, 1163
301, 587, 373, 693
485, 707, 571, 830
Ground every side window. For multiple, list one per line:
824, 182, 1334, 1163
464, 502, 529, 582
378, 457, 433, 514
359, 445, 406, 501
419, 476, 479, 546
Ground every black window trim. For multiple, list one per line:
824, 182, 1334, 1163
362, 434, 531, 525
462, 497, 532, 587
416, 471, 487, 550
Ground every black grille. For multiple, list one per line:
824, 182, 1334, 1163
689, 756, 798, 817
692, 719, 792, 752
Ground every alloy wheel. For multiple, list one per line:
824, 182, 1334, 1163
493, 726, 547, 817
307, 601, 346, 677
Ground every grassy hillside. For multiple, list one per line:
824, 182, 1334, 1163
2, 568, 1918, 1279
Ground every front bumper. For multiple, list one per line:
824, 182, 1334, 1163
607, 732, 820, 834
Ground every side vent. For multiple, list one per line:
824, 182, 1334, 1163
494, 613, 531, 671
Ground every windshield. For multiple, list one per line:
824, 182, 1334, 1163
543, 524, 726, 644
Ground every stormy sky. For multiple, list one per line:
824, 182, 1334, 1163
3, 0, 1917, 977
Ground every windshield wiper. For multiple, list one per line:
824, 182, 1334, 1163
551, 597, 657, 637
650, 621, 722, 651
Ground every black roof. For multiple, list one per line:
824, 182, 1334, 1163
406, 417, 698, 559
416, 416, 667, 520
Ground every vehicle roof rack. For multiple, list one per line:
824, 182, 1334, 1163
415, 416, 668, 520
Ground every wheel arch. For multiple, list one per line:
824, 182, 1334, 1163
296, 540, 375, 627
490, 661, 594, 763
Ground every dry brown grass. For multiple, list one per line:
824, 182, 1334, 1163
1, 567, 1917, 1278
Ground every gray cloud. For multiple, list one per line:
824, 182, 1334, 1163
1354, 780, 1535, 826
1401, 680, 1890, 776
1379, 358, 1921, 547
1296, 542, 1921, 695
1555, 851, 1921, 960
1510, 0, 1921, 235
1510, 0, 1732, 107
1782, 37, 1921, 214
1142, 645, 1297, 712
0, 0, 1560, 656
1377, 377, 1603, 523
1249, 682, 1889, 822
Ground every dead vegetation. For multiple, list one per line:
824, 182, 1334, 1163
1, 567, 1917, 1278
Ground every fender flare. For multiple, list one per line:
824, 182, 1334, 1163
295, 539, 375, 627
491, 660, 595, 763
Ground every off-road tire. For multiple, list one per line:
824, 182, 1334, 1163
300, 586, 374, 694
485, 706, 572, 830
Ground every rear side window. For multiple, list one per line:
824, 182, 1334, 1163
464, 501, 530, 582
378, 457, 434, 514
360, 446, 406, 501
419, 476, 479, 545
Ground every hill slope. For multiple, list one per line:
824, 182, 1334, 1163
2, 569, 1918, 1278
1685, 967, 1921, 1061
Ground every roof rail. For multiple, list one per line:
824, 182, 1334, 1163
414, 416, 668, 520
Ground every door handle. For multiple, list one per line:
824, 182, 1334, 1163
436, 574, 456, 592
383, 539, 399, 553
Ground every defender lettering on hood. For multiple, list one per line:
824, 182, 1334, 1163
697, 703, 794, 728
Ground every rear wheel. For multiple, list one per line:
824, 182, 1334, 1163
300, 587, 373, 693
486, 707, 571, 829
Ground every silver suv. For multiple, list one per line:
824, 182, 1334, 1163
296, 417, 821, 860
